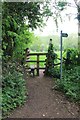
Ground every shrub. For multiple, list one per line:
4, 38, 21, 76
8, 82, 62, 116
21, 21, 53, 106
63, 48, 78, 70
2, 62, 27, 117
44, 39, 58, 77
56, 66, 80, 102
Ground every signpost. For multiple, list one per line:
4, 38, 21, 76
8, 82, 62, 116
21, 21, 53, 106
60, 31, 68, 80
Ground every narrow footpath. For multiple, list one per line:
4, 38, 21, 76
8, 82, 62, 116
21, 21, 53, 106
8, 70, 79, 118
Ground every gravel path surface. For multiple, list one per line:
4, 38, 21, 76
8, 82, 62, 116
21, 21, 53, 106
8, 70, 79, 118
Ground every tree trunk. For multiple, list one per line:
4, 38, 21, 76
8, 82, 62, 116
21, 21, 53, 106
74, 0, 80, 53
78, 22, 80, 53
77, 6, 80, 64
78, 7, 80, 53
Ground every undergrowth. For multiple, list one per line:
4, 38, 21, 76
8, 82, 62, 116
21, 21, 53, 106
2, 62, 27, 117
56, 66, 80, 102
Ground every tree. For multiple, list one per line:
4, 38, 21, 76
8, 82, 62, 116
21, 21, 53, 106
2, 14, 35, 61
2, 2, 43, 29
2, 2, 54, 117
2, 1, 53, 60
52, 0, 67, 31
58, 0, 80, 56
59, 0, 80, 53
74, 0, 80, 53
44, 39, 57, 77
2, 2, 43, 60
49, 0, 80, 55
42, 0, 67, 32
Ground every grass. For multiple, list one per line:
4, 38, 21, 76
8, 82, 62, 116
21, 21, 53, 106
27, 51, 61, 68
29, 55, 46, 68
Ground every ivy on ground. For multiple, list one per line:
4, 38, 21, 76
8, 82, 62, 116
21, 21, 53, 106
56, 66, 80, 102
2, 62, 27, 117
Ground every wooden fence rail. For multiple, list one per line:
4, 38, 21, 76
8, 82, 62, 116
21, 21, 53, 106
26, 53, 47, 76
26, 52, 62, 76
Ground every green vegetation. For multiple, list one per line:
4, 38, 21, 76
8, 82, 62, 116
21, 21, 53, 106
29, 47, 80, 102
44, 39, 58, 77
2, 1, 52, 117
28, 47, 80, 103
30, 34, 78, 52
2, 62, 27, 116
28, 51, 60, 68
2, 1, 80, 118
56, 48, 80, 102
29, 55, 46, 68
57, 66, 80, 102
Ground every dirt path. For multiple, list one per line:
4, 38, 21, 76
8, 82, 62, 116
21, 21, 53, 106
8, 70, 79, 118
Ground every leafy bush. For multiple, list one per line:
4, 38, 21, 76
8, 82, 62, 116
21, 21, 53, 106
63, 48, 78, 70
44, 39, 58, 77
56, 66, 80, 102
2, 62, 27, 117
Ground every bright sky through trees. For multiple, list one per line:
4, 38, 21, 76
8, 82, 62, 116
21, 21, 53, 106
34, 16, 78, 36
34, 0, 78, 36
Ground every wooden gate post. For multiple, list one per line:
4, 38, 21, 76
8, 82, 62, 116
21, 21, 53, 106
37, 54, 39, 76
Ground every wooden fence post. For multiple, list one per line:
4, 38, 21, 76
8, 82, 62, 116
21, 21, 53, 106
37, 55, 39, 76
26, 53, 47, 76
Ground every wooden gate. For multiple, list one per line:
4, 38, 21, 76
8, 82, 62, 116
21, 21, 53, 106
26, 53, 47, 76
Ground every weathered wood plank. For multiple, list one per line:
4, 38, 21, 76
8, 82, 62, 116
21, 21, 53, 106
27, 53, 47, 56
26, 60, 45, 62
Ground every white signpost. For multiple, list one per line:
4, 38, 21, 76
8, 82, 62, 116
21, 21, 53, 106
60, 31, 68, 80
